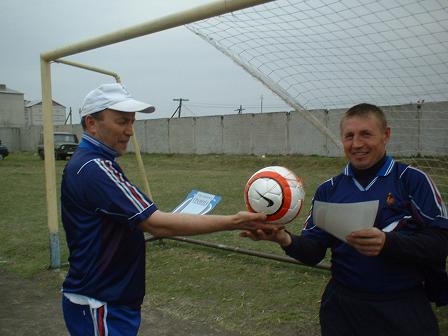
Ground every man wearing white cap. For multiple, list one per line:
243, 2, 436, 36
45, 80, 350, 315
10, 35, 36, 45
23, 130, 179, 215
60, 83, 274, 335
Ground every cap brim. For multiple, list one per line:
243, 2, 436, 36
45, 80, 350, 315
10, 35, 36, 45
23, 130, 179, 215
109, 99, 155, 113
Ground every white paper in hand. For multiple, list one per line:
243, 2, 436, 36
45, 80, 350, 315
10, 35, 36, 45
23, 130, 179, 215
171, 190, 221, 215
312, 200, 379, 242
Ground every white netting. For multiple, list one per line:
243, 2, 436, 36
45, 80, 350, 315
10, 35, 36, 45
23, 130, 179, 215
188, 0, 447, 109
187, 0, 448, 199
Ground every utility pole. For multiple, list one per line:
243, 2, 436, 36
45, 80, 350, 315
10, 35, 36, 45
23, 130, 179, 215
260, 94, 263, 113
64, 107, 72, 125
171, 98, 189, 118
235, 104, 245, 114
416, 99, 424, 157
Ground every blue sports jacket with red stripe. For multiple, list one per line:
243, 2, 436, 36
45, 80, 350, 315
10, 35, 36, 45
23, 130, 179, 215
61, 133, 157, 309
284, 156, 448, 303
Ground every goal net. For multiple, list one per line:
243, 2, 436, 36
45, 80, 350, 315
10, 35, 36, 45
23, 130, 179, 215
187, 0, 448, 200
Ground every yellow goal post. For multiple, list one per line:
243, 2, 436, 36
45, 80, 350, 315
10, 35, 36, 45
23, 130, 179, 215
40, 0, 276, 269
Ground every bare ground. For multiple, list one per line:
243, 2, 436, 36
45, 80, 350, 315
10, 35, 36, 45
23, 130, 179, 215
0, 268, 241, 336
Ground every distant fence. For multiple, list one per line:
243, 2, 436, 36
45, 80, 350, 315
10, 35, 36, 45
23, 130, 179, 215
2, 101, 447, 157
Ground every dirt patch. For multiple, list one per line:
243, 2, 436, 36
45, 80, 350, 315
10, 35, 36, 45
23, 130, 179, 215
0, 268, 240, 336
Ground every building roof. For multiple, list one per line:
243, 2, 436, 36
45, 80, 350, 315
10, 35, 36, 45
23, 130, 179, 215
25, 99, 66, 108
0, 84, 23, 95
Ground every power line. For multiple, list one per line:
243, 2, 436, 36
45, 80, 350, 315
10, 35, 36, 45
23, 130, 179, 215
188, 101, 288, 109
182, 104, 197, 117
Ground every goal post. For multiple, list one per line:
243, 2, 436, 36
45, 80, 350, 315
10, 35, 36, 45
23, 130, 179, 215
40, 0, 277, 268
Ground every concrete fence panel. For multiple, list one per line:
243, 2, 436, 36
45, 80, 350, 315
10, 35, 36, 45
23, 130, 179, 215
169, 117, 196, 154
250, 112, 288, 155
141, 118, 169, 154
195, 116, 223, 154
222, 114, 253, 154
289, 110, 329, 156
5, 102, 448, 157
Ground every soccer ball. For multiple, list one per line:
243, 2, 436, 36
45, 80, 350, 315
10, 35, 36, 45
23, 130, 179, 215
244, 166, 305, 224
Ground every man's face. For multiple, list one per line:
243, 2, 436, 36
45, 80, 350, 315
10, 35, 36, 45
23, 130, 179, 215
341, 114, 390, 170
87, 109, 135, 155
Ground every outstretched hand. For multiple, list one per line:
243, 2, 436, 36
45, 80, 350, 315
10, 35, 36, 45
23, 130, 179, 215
240, 227, 292, 247
345, 227, 386, 256
233, 211, 281, 231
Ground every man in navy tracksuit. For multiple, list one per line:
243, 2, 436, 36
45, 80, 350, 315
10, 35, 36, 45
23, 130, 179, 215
242, 103, 448, 335
60, 83, 275, 335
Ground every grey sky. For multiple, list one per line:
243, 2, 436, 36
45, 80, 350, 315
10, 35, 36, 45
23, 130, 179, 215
0, 0, 289, 122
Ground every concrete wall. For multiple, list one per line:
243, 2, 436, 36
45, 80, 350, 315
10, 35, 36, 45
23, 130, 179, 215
196, 116, 223, 154
17, 127, 42, 152
0, 127, 22, 151
5, 101, 448, 157
0, 92, 25, 127
16, 125, 83, 152
382, 102, 448, 157
130, 102, 447, 157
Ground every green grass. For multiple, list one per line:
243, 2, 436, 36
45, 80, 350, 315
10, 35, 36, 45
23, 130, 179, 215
0, 152, 446, 335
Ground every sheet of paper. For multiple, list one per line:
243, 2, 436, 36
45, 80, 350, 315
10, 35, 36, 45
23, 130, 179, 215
312, 200, 379, 242
171, 190, 221, 215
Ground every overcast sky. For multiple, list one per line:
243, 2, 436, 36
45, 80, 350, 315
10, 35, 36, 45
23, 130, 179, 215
0, 0, 289, 122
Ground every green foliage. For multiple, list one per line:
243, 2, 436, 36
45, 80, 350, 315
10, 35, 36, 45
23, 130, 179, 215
0, 152, 446, 335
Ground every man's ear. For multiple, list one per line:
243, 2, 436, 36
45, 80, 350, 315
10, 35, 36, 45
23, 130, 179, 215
383, 126, 391, 145
84, 115, 98, 135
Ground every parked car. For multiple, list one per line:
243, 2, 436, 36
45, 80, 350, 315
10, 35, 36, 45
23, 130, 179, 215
0, 141, 9, 160
38, 132, 79, 160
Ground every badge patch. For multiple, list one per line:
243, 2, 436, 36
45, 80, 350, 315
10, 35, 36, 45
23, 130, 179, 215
386, 192, 395, 206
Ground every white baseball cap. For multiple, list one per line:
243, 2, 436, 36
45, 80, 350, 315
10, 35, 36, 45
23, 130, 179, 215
80, 83, 155, 117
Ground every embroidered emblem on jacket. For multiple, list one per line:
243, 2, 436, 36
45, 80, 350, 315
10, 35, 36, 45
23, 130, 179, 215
386, 192, 395, 206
